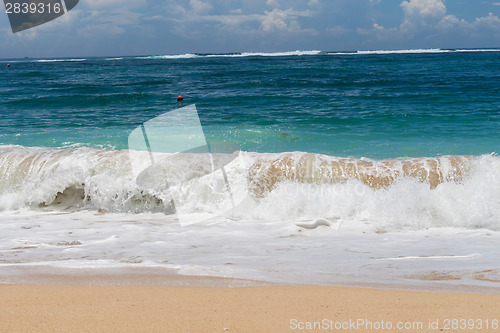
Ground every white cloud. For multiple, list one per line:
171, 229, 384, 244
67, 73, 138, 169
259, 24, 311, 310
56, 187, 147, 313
400, 0, 446, 19
474, 12, 500, 26
261, 9, 289, 31
189, 0, 213, 14
164, 2, 314, 36
369, 0, 500, 43
399, 0, 448, 32
260, 8, 309, 31
437, 14, 463, 29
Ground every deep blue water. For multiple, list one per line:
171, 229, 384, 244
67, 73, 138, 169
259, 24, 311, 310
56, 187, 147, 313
1, 50, 499, 158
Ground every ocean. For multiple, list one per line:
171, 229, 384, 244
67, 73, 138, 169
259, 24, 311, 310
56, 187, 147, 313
0, 49, 499, 290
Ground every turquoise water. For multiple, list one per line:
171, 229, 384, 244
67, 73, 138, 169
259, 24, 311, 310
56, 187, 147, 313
1, 49, 499, 159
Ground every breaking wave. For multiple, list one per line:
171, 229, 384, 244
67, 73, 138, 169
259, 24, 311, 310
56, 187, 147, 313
1, 145, 499, 230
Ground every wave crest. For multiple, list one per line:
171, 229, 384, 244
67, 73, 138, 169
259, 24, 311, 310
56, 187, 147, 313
248, 153, 472, 197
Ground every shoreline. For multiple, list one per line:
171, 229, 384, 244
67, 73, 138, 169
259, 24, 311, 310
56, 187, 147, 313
1, 265, 499, 294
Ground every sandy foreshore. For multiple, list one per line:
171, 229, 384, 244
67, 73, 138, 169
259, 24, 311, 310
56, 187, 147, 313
1, 281, 499, 333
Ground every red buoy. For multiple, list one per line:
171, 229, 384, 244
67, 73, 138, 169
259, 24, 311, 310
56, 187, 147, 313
177, 95, 183, 101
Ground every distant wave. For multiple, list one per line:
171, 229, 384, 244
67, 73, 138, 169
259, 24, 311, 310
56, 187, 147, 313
332, 48, 500, 55
135, 54, 198, 60
215, 50, 322, 57
1, 145, 499, 231
132, 49, 500, 60
135, 50, 322, 60
35, 58, 87, 62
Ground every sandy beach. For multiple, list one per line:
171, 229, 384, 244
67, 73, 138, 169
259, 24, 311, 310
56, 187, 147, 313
1, 280, 499, 333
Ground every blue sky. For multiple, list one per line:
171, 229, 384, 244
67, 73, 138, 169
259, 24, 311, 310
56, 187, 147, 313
1, 0, 500, 58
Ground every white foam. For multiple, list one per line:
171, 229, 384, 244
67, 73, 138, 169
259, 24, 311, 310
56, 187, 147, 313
0, 210, 499, 289
379, 254, 481, 260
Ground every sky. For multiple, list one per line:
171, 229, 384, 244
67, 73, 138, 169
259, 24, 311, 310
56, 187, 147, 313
1, 0, 500, 58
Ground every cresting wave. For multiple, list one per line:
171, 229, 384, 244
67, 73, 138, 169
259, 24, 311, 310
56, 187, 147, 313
1, 145, 499, 230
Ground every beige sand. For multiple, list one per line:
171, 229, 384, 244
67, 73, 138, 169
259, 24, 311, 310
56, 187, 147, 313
1, 284, 499, 332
